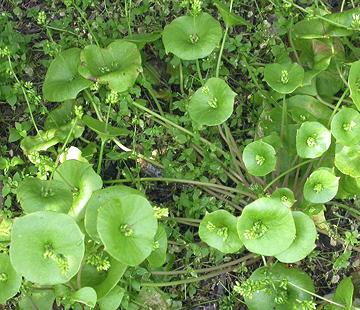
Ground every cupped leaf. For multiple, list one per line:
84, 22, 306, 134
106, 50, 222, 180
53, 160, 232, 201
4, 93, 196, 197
43, 48, 92, 102
303, 168, 339, 203
271, 188, 296, 208
275, 211, 317, 263
331, 108, 360, 145
335, 144, 360, 178
97, 194, 158, 266
147, 224, 168, 267
70, 287, 97, 308
125, 32, 162, 49
296, 121, 331, 158
243, 141, 276, 176
243, 264, 315, 310
188, 78, 236, 126
54, 160, 103, 220
82, 115, 129, 139
214, 0, 251, 27
330, 277, 354, 310
337, 175, 360, 198
20, 129, 60, 155
78, 40, 142, 92
10, 211, 84, 285
237, 198, 296, 256
264, 63, 304, 94
348, 60, 360, 110
162, 13, 222, 60
18, 290, 55, 310
85, 185, 143, 242
199, 210, 243, 254
0, 253, 22, 304
98, 286, 125, 310
17, 178, 73, 214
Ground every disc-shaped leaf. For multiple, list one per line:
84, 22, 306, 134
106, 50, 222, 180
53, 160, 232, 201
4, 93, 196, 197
331, 108, 360, 145
54, 160, 103, 220
0, 253, 22, 304
237, 198, 296, 256
85, 186, 143, 242
296, 121, 331, 158
275, 211, 317, 263
244, 264, 314, 310
78, 40, 141, 92
199, 210, 243, 254
303, 168, 339, 203
43, 48, 92, 102
147, 224, 168, 267
348, 60, 360, 111
98, 286, 125, 310
97, 194, 157, 266
271, 188, 296, 208
242, 141, 276, 176
335, 144, 360, 178
70, 287, 97, 308
10, 211, 84, 285
162, 13, 222, 60
17, 178, 73, 214
214, 0, 251, 27
82, 115, 129, 139
18, 290, 55, 310
188, 78, 236, 126
264, 63, 304, 94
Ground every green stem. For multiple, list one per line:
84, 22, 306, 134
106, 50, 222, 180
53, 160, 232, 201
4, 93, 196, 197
215, 26, 228, 78
97, 140, 105, 174
327, 88, 349, 127
179, 60, 185, 95
73, 3, 99, 46
141, 73, 164, 116
195, 59, 204, 84
280, 95, 287, 142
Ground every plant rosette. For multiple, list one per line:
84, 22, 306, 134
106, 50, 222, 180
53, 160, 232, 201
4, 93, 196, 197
199, 210, 243, 254
188, 78, 236, 126
10, 211, 85, 285
162, 12, 222, 60
242, 140, 277, 176
296, 121, 331, 158
303, 168, 339, 203
271, 188, 296, 208
237, 198, 296, 256
0, 253, 22, 304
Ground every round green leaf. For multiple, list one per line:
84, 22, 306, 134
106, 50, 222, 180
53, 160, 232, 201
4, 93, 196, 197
97, 194, 157, 266
188, 78, 236, 126
296, 121, 331, 158
78, 40, 142, 92
331, 107, 360, 145
85, 185, 143, 242
17, 178, 73, 214
271, 188, 296, 208
0, 253, 22, 304
244, 264, 315, 310
349, 60, 360, 110
147, 224, 168, 267
82, 115, 129, 139
264, 63, 304, 94
54, 160, 103, 220
43, 48, 92, 102
162, 13, 222, 60
243, 141, 276, 176
335, 144, 360, 178
19, 290, 55, 310
199, 210, 243, 254
98, 286, 125, 310
237, 198, 296, 256
303, 168, 339, 203
10, 211, 85, 285
70, 287, 97, 308
275, 211, 317, 263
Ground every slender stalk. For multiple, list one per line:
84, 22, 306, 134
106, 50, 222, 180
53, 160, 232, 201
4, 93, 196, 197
281, 95, 287, 141
141, 73, 164, 116
179, 60, 185, 95
73, 3, 99, 46
195, 59, 204, 84
327, 89, 349, 127
216, 27, 229, 78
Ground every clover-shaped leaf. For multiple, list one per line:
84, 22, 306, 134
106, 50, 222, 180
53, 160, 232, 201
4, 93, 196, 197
10, 211, 84, 285
54, 160, 103, 220
78, 40, 142, 92
199, 210, 243, 254
275, 211, 317, 263
304, 168, 339, 203
0, 253, 22, 304
97, 194, 157, 266
331, 107, 360, 145
147, 224, 168, 267
243, 141, 276, 176
243, 264, 314, 310
237, 198, 296, 256
82, 115, 129, 139
335, 144, 360, 178
271, 188, 296, 208
264, 63, 304, 94
17, 178, 73, 214
296, 121, 331, 158
214, 0, 251, 27
162, 13, 222, 60
43, 48, 92, 102
188, 78, 236, 126
348, 60, 360, 111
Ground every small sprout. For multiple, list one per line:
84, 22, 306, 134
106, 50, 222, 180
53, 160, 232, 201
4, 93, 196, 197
300, 114, 306, 121
74, 105, 84, 119
206, 221, 216, 232
313, 183, 324, 193
105, 90, 119, 104
343, 121, 356, 132
201, 86, 209, 95
255, 154, 265, 166
207, 97, 218, 108
306, 135, 317, 147
189, 33, 199, 44
153, 206, 169, 219
216, 227, 228, 241
37, 11, 47, 26
120, 224, 133, 237
153, 241, 160, 250
90, 82, 100, 91
233, 279, 267, 299
280, 70, 289, 84
86, 250, 111, 272
0, 46, 10, 57
43, 243, 56, 260
351, 13, 360, 29
0, 272, 8, 282
190, 0, 202, 15
243, 221, 268, 240
296, 299, 317, 310
55, 254, 69, 275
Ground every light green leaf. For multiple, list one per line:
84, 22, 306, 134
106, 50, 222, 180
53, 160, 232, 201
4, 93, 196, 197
348, 60, 360, 110
271, 188, 296, 208
98, 286, 125, 310
71, 287, 97, 308
82, 115, 129, 139
330, 277, 353, 310
331, 107, 360, 145
214, 0, 251, 27
19, 290, 55, 310
147, 224, 168, 267
335, 144, 360, 178
0, 253, 22, 304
